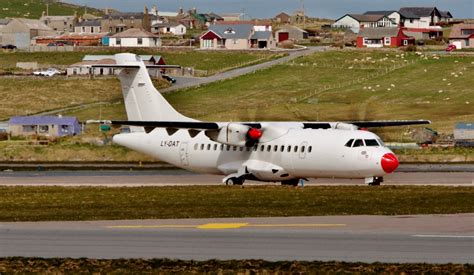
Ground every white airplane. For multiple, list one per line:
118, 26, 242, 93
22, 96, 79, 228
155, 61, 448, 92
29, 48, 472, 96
90, 53, 430, 186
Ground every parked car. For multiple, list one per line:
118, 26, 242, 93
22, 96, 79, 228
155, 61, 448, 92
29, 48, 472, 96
33, 68, 62, 77
162, 74, 176, 84
1, 44, 17, 50
445, 44, 457, 52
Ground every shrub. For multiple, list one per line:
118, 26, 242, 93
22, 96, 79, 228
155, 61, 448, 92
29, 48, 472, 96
404, 45, 417, 52
279, 40, 295, 49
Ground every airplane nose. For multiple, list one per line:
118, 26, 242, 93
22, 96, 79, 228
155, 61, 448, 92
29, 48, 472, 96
381, 153, 399, 173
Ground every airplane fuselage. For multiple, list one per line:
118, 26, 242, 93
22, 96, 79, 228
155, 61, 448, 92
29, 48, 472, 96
114, 123, 395, 182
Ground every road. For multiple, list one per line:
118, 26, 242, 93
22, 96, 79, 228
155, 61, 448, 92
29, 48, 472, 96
0, 215, 472, 263
0, 169, 472, 186
161, 47, 325, 93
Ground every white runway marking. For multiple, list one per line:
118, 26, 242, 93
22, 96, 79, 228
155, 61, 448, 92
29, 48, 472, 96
412, 235, 474, 238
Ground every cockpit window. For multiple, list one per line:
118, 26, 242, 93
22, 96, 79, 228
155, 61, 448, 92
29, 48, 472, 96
352, 139, 364, 147
345, 139, 354, 147
377, 139, 386, 147
365, 139, 379, 147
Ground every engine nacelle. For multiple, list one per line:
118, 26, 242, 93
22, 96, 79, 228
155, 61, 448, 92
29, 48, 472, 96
205, 123, 251, 147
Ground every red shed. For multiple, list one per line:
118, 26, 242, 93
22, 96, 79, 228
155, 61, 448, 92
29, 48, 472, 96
357, 27, 415, 48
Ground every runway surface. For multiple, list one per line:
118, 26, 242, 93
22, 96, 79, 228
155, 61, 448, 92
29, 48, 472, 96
0, 169, 472, 186
0, 215, 473, 263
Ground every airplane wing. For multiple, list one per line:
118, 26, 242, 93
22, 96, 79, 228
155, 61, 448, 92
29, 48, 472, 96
347, 120, 431, 128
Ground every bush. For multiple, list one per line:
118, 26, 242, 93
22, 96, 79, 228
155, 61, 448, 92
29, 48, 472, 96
404, 45, 417, 52
279, 40, 295, 49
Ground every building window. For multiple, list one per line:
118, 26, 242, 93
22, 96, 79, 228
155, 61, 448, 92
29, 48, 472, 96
137, 38, 143, 45
116, 38, 121, 45
384, 37, 391, 45
403, 39, 408, 46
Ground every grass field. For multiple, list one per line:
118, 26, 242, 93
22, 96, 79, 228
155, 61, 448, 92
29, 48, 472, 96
0, 0, 103, 19
1, 258, 471, 273
0, 186, 471, 221
0, 50, 283, 74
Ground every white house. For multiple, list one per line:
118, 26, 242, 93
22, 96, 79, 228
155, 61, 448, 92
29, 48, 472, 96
109, 28, 161, 47
399, 7, 441, 29
332, 14, 397, 33
151, 22, 187, 35
364, 11, 402, 25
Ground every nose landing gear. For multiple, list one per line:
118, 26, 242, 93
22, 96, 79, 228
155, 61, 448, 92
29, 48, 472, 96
366, 176, 383, 186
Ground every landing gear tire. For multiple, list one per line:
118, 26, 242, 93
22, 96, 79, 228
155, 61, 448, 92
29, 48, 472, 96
368, 177, 383, 186
225, 177, 244, 186
282, 179, 299, 187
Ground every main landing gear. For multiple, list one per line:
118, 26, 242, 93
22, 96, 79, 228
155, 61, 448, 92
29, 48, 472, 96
366, 177, 383, 186
281, 179, 300, 187
225, 177, 245, 186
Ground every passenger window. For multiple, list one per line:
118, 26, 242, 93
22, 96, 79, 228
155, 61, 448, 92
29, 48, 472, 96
213, 144, 217, 150
353, 139, 364, 147
194, 144, 198, 150
226, 145, 231, 151
253, 145, 258, 151
220, 144, 224, 151
200, 144, 204, 150
301, 146, 305, 153
365, 139, 379, 147
246, 147, 250, 152
233, 146, 237, 151
294, 146, 298, 152
287, 146, 292, 152
274, 145, 278, 152
308, 146, 312, 153
260, 145, 265, 152
239, 147, 244, 151
345, 139, 354, 147
207, 144, 211, 150
280, 145, 284, 152
267, 145, 271, 152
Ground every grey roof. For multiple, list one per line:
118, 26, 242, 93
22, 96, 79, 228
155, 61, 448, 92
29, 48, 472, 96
208, 24, 253, 39
76, 20, 101, 27
440, 11, 453, 18
364, 10, 398, 16
348, 14, 385, 22
358, 27, 400, 38
251, 31, 272, 40
399, 7, 438, 19
9, 116, 78, 125
103, 12, 156, 20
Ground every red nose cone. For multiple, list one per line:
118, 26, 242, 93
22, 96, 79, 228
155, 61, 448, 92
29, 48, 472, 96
247, 128, 263, 140
381, 153, 399, 173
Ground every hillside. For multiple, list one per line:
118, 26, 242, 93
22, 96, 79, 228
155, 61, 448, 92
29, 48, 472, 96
0, 0, 103, 19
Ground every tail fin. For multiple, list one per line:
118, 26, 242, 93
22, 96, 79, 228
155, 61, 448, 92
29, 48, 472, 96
114, 53, 194, 122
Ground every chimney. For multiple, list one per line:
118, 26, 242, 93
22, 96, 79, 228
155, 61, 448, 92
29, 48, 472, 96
192, 7, 197, 14
179, 7, 184, 14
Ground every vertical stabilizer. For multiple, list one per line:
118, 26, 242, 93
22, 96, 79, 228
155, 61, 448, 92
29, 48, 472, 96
114, 53, 194, 123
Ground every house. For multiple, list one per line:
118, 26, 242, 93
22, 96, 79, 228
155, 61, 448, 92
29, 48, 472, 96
439, 11, 453, 23
0, 18, 56, 49
152, 22, 187, 36
220, 13, 244, 21
449, 23, 474, 49
214, 20, 272, 31
67, 54, 166, 77
200, 23, 275, 49
109, 28, 161, 47
364, 11, 402, 25
40, 13, 76, 33
274, 12, 291, 24
454, 122, 474, 147
8, 116, 82, 137
275, 25, 308, 42
356, 27, 415, 48
332, 14, 398, 33
399, 7, 442, 28
74, 19, 102, 33
101, 6, 155, 34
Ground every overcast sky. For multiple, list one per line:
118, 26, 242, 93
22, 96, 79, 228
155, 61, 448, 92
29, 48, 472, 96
65, 0, 473, 19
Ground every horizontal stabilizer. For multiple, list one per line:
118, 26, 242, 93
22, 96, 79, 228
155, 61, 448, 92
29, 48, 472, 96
348, 120, 431, 128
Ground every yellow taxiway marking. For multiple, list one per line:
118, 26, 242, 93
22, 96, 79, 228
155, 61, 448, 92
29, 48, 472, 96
107, 223, 346, 229
197, 223, 249, 229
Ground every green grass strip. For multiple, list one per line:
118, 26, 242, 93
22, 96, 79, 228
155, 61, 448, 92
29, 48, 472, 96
0, 186, 472, 221
0, 258, 472, 273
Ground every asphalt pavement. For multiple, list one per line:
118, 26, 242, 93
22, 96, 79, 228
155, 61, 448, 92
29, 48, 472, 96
0, 215, 472, 263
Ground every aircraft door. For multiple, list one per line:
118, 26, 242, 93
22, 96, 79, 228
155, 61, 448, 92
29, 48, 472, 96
179, 142, 189, 166
299, 141, 308, 159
